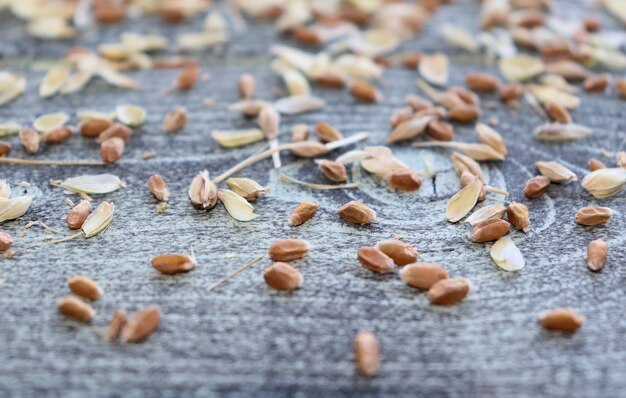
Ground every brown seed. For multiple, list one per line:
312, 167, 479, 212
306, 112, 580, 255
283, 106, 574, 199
98, 123, 132, 143
426, 120, 454, 141
377, 239, 418, 266
238, 73, 256, 99
19, 128, 40, 154
338, 201, 377, 225
507, 202, 530, 232
449, 87, 480, 106
545, 60, 589, 81
79, 118, 112, 137
67, 200, 91, 230
587, 239, 608, 271
106, 308, 127, 342
161, 6, 186, 23
57, 296, 95, 322
148, 174, 170, 201
151, 254, 196, 274
291, 124, 308, 142
317, 160, 348, 182
121, 305, 160, 343
0, 231, 13, 251
0, 141, 11, 156
524, 175, 550, 198
67, 276, 103, 300
470, 218, 510, 242
268, 239, 310, 262
314, 122, 343, 142
100, 137, 125, 163
500, 83, 524, 102
583, 16, 600, 32
428, 278, 470, 305
575, 206, 612, 226
387, 168, 422, 191
349, 80, 381, 103
465, 72, 500, 93
292, 26, 322, 46
617, 79, 626, 99
354, 331, 380, 377
163, 107, 187, 133
402, 52, 422, 69
401, 262, 448, 289
405, 94, 432, 111
545, 100, 571, 123
264, 262, 303, 290
314, 73, 345, 88
42, 126, 72, 144
94, 1, 125, 24
289, 201, 318, 226
539, 308, 584, 331
175, 64, 201, 90
389, 107, 414, 128
357, 247, 394, 274
448, 104, 480, 123
583, 74, 610, 93
587, 158, 606, 171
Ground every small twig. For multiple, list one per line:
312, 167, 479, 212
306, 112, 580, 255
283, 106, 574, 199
484, 185, 509, 196
0, 158, 104, 166
48, 232, 83, 245
279, 172, 360, 190
39, 221, 70, 235
207, 255, 263, 292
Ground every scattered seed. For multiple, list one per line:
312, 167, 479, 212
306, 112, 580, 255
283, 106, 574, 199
175, 65, 201, 90
82, 201, 114, 238
490, 236, 525, 271
67, 276, 103, 300
100, 137, 125, 163
470, 218, 510, 243
617, 79, 626, 99
388, 115, 433, 143
98, 123, 133, 143
238, 73, 256, 99
354, 331, 380, 377
535, 161, 577, 183
0, 231, 13, 251
465, 205, 507, 226
377, 239, 418, 266
448, 104, 480, 123
151, 253, 197, 274
264, 262, 302, 291
419, 53, 449, 86
587, 159, 606, 171
212, 129, 264, 148
401, 262, 448, 289
116, 104, 146, 127
428, 278, 470, 305
67, 200, 91, 230
19, 128, 40, 154
226, 178, 267, 201
387, 168, 422, 191
121, 305, 160, 343
538, 309, 584, 332
476, 123, 507, 156
545, 101, 572, 124
163, 107, 188, 133
42, 126, 72, 144
289, 201, 318, 226
79, 118, 112, 138
57, 296, 95, 322
268, 239, 310, 262
148, 174, 170, 202
338, 201, 377, 225
349, 80, 381, 103
291, 124, 309, 142
533, 123, 592, 142
507, 202, 530, 232
218, 189, 258, 221
465, 72, 500, 93
581, 167, 626, 198
524, 175, 550, 198
0, 195, 33, 223
33, 112, 69, 134
446, 179, 482, 223
315, 122, 343, 143
583, 74, 610, 93
188, 170, 218, 209
106, 308, 127, 342
317, 159, 348, 182
575, 206, 612, 226
587, 239, 608, 272
357, 246, 394, 274
59, 174, 124, 195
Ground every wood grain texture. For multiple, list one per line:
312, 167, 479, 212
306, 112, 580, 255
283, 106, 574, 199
0, 1, 625, 397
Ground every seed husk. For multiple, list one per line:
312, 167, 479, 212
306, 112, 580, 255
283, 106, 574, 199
291, 124, 308, 142
274, 95, 326, 114
419, 53, 449, 86
338, 201, 377, 225
524, 176, 550, 198
107, 308, 127, 342
387, 168, 422, 191
0, 195, 33, 223
226, 178, 267, 201
388, 115, 433, 143
116, 104, 146, 127
476, 123, 507, 156
377, 239, 418, 266
617, 152, 626, 168
289, 141, 329, 158
151, 253, 197, 274
587, 159, 606, 171
19, 128, 40, 154
163, 107, 188, 133
100, 137, 125, 164
575, 207, 612, 226
289, 201, 318, 226
98, 123, 133, 143
33, 112, 69, 133
42, 126, 72, 144
446, 179, 482, 223
533, 123, 592, 142
490, 236, 525, 271
413, 142, 504, 161
538, 309, 584, 332
507, 202, 530, 232
218, 189, 258, 221
67, 276, 103, 300
268, 239, 310, 262
465, 205, 507, 226
535, 161, 577, 183
470, 218, 510, 243
451, 152, 483, 181
121, 305, 160, 343
465, 72, 500, 92
426, 120, 454, 141
211, 129, 264, 148
357, 246, 394, 274
283, 70, 310, 96
587, 239, 608, 272
67, 200, 91, 230
315, 122, 343, 143
428, 278, 470, 305
401, 262, 448, 289
82, 202, 114, 238
0, 231, 13, 251
79, 118, 112, 138
148, 174, 170, 201
581, 168, 626, 198
57, 296, 95, 322
238, 73, 256, 99
59, 174, 124, 195
258, 105, 280, 141
499, 55, 544, 82
264, 262, 303, 291
354, 331, 380, 377
40, 66, 70, 98
317, 159, 348, 182
189, 170, 218, 209
349, 80, 381, 103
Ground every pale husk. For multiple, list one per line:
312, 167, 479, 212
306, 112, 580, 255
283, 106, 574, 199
0, 196, 33, 223
218, 189, 257, 221
60, 174, 124, 194
82, 201, 114, 238
465, 205, 507, 226
446, 179, 483, 222
581, 167, 626, 198
490, 237, 525, 272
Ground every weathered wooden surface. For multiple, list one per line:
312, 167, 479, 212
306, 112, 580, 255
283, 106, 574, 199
1, 2, 626, 397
